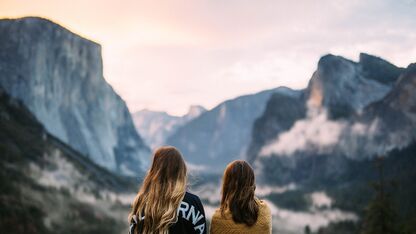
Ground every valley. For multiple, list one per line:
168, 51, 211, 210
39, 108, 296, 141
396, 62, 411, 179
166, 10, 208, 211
1, 17, 415, 234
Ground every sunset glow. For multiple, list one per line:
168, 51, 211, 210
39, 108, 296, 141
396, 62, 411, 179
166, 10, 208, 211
1, 0, 416, 115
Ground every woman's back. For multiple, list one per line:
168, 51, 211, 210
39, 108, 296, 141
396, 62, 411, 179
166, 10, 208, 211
210, 160, 272, 234
210, 198, 271, 234
128, 146, 207, 234
130, 191, 206, 234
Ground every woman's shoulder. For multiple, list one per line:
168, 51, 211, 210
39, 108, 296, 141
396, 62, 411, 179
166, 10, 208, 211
182, 191, 206, 214
183, 191, 202, 204
184, 191, 200, 200
211, 208, 232, 226
255, 198, 272, 219
256, 198, 269, 208
211, 208, 222, 219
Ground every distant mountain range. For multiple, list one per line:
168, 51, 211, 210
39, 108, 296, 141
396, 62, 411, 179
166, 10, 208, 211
145, 53, 415, 175
132, 105, 206, 149
0, 17, 150, 175
134, 89, 286, 172
2, 17, 413, 182
166, 88, 284, 171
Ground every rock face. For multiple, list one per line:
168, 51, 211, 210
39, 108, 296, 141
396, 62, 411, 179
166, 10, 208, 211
133, 105, 206, 149
0, 17, 150, 175
246, 88, 306, 163
306, 54, 400, 119
362, 63, 416, 152
367, 63, 416, 122
249, 53, 413, 184
359, 53, 404, 85
166, 88, 279, 171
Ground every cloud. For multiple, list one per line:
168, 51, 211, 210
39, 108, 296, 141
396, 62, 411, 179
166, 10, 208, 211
260, 109, 349, 156
309, 191, 333, 209
1, 0, 416, 114
191, 180, 357, 233
258, 103, 396, 160
265, 198, 357, 233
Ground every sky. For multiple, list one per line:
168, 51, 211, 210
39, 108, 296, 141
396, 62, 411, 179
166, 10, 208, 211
1, 0, 416, 115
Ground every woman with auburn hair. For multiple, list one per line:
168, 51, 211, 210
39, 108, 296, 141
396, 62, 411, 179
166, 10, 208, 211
128, 146, 207, 234
210, 160, 272, 234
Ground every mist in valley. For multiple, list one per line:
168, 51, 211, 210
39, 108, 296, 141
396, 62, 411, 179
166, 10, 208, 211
1, 1, 416, 234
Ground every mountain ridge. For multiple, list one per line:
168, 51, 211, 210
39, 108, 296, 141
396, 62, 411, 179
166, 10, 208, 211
0, 17, 150, 175
250, 53, 415, 181
166, 87, 293, 171
0, 87, 135, 233
133, 105, 206, 149
306, 53, 401, 119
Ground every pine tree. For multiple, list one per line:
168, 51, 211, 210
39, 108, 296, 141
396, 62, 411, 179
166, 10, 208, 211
361, 156, 400, 234
304, 225, 311, 234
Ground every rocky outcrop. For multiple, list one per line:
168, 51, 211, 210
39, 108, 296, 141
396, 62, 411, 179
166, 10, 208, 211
306, 53, 401, 119
0, 17, 150, 175
359, 53, 404, 85
361, 63, 416, 152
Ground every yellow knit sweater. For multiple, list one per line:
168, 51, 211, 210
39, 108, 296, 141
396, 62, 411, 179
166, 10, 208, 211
210, 199, 272, 234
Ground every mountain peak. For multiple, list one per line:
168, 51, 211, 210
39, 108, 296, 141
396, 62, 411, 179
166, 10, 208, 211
318, 54, 355, 69
358, 52, 394, 65
3, 16, 54, 25
0, 16, 100, 47
185, 105, 206, 119
406, 63, 416, 70
133, 105, 206, 149
308, 53, 394, 118
359, 53, 403, 85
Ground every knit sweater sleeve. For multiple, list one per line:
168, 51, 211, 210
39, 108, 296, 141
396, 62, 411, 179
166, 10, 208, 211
263, 202, 272, 234
209, 209, 222, 234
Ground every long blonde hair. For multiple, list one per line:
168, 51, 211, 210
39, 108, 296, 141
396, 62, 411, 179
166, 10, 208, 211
128, 146, 187, 234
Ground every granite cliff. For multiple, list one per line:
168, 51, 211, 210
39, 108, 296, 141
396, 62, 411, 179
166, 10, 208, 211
0, 17, 150, 175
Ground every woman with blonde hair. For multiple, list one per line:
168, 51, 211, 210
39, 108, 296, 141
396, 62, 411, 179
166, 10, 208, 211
210, 160, 272, 234
129, 146, 206, 234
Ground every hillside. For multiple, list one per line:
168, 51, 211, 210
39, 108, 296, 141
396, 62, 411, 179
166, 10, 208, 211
0, 88, 137, 234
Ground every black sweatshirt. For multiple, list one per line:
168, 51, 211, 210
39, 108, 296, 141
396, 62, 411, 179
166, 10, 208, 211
129, 192, 207, 234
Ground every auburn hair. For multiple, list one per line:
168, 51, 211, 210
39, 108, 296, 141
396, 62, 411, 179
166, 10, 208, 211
220, 160, 259, 226
128, 146, 187, 234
